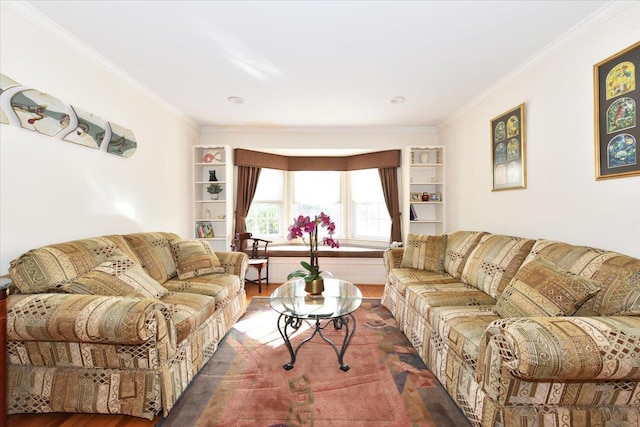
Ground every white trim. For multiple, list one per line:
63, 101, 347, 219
201, 125, 438, 134
4, 1, 199, 131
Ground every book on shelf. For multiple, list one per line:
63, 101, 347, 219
196, 222, 215, 238
409, 204, 417, 221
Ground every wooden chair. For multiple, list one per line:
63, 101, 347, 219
231, 232, 272, 293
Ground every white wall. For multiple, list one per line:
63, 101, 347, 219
0, 4, 198, 273
201, 127, 437, 151
439, 2, 640, 258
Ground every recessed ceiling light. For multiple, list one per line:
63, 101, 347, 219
389, 96, 405, 104
227, 96, 245, 104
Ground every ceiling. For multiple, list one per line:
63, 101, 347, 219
25, 0, 608, 129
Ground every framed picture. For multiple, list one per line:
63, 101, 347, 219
491, 103, 526, 191
429, 193, 441, 202
410, 192, 421, 202
594, 41, 640, 180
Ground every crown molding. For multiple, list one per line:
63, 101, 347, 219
3, 1, 199, 130
200, 125, 437, 134
438, 0, 635, 130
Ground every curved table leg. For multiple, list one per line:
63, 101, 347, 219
277, 312, 357, 371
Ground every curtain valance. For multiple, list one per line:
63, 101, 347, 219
234, 149, 400, 171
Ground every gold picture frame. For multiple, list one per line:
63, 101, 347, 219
491, 103, 526, 191
594, 41, 640, 180
410, 192, 421, 202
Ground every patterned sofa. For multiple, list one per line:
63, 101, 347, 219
5, 232, 248, 420
382, 231, 640, 427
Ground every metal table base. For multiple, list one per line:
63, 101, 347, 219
277, 312, 356, 372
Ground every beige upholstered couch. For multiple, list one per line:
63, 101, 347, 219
382, 231, 640, 427
6, 232, 248, 419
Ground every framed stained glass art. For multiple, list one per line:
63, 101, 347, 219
594, 41, 639, 180
491, 103, 526, 191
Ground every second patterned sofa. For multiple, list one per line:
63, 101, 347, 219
382, 231, 640, 427
5, 231, 248, 419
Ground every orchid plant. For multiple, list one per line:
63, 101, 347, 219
286, 212, 340, 282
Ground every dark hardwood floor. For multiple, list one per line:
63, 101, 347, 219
7, 284, 384, 427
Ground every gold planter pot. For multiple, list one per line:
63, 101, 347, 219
305, 278, 324, 295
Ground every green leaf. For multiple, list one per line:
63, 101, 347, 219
287, 270, 307, 279
300, 261, 312, 271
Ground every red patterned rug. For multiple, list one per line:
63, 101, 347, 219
158, 297, 470, 427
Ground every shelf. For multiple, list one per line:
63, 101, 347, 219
410, 220, 444, 224
196, 181, 227, 184
410, 181, 443, 185
195, 218, 227, 222
410, 201, 443, 204
195, 162, 226, 166
195, 199, 225, 203
408, 163, 443, 167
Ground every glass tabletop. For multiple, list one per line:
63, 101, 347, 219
270, 278, 363, 319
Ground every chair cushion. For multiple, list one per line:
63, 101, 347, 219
401, 233, 447, 273
494, 258, 601, 318
170, 240, 224, 280
63, 256, 168, 299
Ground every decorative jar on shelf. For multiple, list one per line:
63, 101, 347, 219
421, 192, 429, 201
209, 170, 218, 182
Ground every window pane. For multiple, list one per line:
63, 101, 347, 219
351, 169, 390, 239
351, 169, 384, 202
293, 171, 340, 204
254, 169, 283, 201
246, 202, 281, 236
246, 169, 284, 237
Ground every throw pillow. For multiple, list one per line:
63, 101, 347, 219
170, 239, 224, 280
400, 233, 447, 273
63, 256, 168, 299
494, 258, 601, 318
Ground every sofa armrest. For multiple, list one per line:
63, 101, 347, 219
383, 248, 404, 273
478, 316, 640, 383
216, 251, 249, 282
8, 293, 174, 346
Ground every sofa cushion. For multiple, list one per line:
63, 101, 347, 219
63, 256, 168, 299
161, 293, 217, 344
444, 231, 488, 279
170, 240, 224, 280
525, 240, 640, 316
164, 274, 241, 309
9, 237, 136, 294
430, 306, 500, 371
124, 232, 179, 284
388, 268, 458, 296
406, 283, 497, 319
495, 259, 601, 318
461, 234, 535, 299
401, 233, 447, 273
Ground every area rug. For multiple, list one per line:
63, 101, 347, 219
158, 297, 470, 427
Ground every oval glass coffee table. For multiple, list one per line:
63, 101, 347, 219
270, 278, 363, 372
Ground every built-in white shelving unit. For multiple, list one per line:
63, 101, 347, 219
193, 145, 234, 251
402, 146, 446, 240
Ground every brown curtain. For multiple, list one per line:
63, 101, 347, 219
234, 166, 262, 239
378, 167, 402, 243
